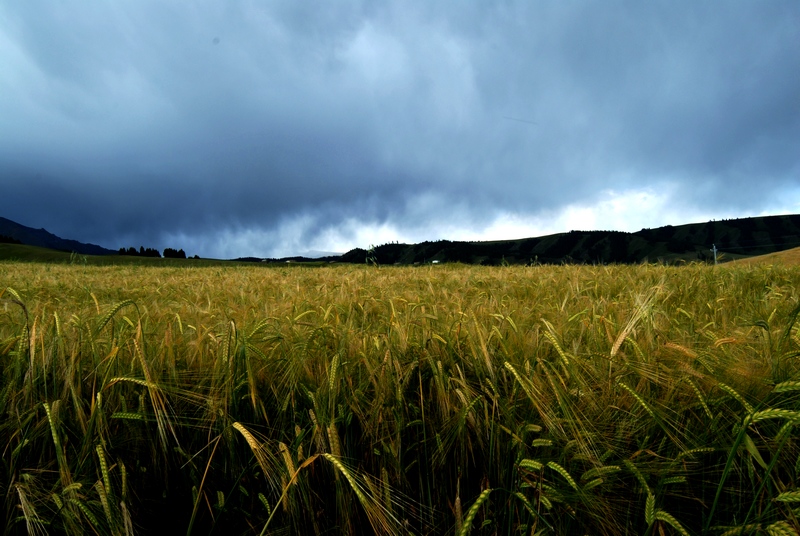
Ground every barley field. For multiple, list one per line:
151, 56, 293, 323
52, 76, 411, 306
1, 261, 800, 535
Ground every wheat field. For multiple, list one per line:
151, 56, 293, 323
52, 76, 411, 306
1, 261, 799, 535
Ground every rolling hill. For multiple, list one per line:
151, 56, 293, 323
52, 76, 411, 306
731, 245, 800, 266
3, 214, 800, 265
0, 217, 114, 256
336, 214, 800, 265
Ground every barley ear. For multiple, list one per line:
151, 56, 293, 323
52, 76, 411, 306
654, 509, 691, 536
44, 401, 72, 488
645, 493, 655, 525
458, 488, 492, 536
329, 352, 340, 391
519, 459, 543, 472
95, 480, 114, 531
279, 442, 296, 478
543, 330, 570, 367
322, 453, 368, 504
1, 287, 29, 327
328, 424, 342, 457
233, 422, 271, 477
258, 492, 271, 516
765, 520, 798, 536
69, 497, 101, 529
14, 483, 46, 536
96, 445, 112, 498
717, 382, 754, 414
119, 460, 128, 502
687, 378, 713, 420
546, 461, 578, 491
623, 459, 650, 494
95, 299, 138, 334
750, 409, 800, 424
774, 381, 800, 393
617, 380, 657, 420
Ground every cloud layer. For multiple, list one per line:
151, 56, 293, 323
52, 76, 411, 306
2, 2, 799, 257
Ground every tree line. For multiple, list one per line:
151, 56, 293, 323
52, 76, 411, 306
118, 246, 187, 259
0, 235, 22, 245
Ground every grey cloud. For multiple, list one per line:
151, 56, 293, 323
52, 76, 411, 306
1, 1, 798, 257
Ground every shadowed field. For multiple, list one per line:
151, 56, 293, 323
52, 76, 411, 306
1, 262, 799, 534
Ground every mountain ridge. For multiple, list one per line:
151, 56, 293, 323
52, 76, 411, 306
0, 217, 115, 256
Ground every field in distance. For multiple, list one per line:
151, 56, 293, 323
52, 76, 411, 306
0, 243, 330, 267
1, 261, 799, 535
732, 245, 800, 266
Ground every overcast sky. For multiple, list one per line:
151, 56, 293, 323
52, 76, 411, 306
2, 2, 799, 258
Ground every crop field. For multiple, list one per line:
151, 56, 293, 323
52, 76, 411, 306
1, 261, 800, 535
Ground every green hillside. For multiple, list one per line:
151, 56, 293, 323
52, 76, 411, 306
340, 214, 800, 265
0, 244, 237, 267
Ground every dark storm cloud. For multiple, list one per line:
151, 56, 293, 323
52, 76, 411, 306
1, 1, 798, 257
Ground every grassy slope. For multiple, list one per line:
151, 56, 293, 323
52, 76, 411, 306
0, 244, 335, 268
0, 244, 290, 267
356, 214, 800, 265
1, 262, 800, 534
731, 246, 800, 266
0, 243, 78, 263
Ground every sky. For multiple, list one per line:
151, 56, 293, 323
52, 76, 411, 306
2, 2, 799, 259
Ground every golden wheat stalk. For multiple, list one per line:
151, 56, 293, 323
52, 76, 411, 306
279, 441, 296, 478
232, 422, 271, 477
611, 284, 661, 358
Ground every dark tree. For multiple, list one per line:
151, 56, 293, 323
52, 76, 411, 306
1, 235, 23, 244
121, 246, 161, 257
163, 248, 187, 259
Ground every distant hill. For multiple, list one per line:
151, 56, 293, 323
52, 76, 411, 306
4, 214, 800, 265
0, 217, 115, 256
335, 214, 800, 266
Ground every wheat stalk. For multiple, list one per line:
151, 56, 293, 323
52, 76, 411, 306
14, 483, 47, 536
774, 490, 800, 503
457, 488, 492, 536
279, 441, 296, 478
233, 422, 272, 477
546, 461, 579, 491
